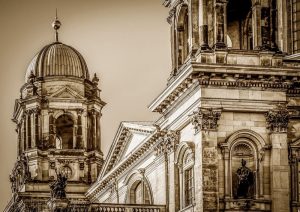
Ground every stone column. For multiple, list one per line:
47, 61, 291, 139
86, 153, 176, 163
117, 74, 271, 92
265, 107, 290, 212
76, 109, 83, 149
26, 111, 32, 149
48, 110, 55, 148
199, 0, 209, 49
252, 1, 262, 49
192, 107, 221, 211
91, 110, 97, 150
33, 108, 40, 148
17, 124, 22, 155
154, 131, 179, 212
96, 112, 101, 152
189, 0, 200, 53
220, 145, 230, 198
22, 115, 27, 150
214, 0, 227, 49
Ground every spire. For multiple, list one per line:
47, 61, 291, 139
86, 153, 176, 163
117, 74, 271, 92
52, 9, 61, 42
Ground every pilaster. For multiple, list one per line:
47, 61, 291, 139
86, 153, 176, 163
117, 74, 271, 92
192, 107, 221, 211
265, 107, 290, 212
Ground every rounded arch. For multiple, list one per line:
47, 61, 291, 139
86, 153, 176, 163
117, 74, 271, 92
175, 4, 189, 67
175, 141, 194, 166
220, 129, 267, 199
124, 169, 154, 205
224, 129, 267, 150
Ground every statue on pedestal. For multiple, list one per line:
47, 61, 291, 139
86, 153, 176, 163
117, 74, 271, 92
236, 159, 254, 198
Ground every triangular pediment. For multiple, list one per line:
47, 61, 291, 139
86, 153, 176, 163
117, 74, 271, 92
51, 86, 84, 99
100, 122, 155, 177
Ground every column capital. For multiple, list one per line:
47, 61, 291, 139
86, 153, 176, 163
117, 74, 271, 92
191, 107, 222, 132
154, 130, 180, 156
265, 106, 289, 133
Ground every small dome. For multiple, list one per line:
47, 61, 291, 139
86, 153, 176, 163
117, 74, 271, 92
25, 42, 90, 82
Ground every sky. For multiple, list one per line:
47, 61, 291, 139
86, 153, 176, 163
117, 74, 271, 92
0, 0, 170, 210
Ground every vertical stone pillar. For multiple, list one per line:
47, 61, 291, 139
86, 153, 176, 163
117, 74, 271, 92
199, 0, 209, 49
32, 108, 40, 148
17, 124, 22, 155
192, 107, 221, 211
22, 115, 27, 150
26, 111, 32, 149
252, 2, 262, 49
214, 0, 227, 49
48, 110, 55, 148
276, 0, 288, 52
189, 0, 200, 53
154, 131, 179, 212
220, 145, 230, 198
76, 109, 83, 149
265, 107, 290, 212
96, 112, 101, 152
91, 109, 97, 150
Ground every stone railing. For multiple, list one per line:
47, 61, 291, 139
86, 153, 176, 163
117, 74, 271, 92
5, 199, 166, 212
89, 203, 166, 212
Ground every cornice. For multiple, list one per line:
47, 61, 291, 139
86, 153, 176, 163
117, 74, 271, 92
86, 130, 167, 199
149, 62, 300, 114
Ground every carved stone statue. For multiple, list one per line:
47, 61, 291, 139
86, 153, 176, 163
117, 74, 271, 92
50, 173, 68, 199
236, 159, 254, 198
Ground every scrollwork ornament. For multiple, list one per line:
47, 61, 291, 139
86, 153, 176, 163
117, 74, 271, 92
265, 106, 289, 132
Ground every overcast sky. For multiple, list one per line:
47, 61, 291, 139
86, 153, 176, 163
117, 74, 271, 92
0, 0, 170, 209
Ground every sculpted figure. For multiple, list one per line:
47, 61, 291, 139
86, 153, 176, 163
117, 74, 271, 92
236, 159, 254, 198
50, 173, 68, 199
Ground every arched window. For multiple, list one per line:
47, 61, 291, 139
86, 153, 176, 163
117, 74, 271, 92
176, 5, 189, 68
175, 142, 195, 209
227, 0, 253, 50
130, 180, 151, 204
55, 114, 74, 149
125, 170, 153, 205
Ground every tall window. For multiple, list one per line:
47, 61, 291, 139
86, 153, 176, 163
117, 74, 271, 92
227, 0, 253, 50
292, 0, 300, 53
184, 168, 194, 206
130, 180, 151, 204
55, 114, 74, 149
175, 142, 195, 209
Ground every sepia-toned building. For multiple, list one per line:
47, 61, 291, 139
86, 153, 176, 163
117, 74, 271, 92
5, 0, 300, 211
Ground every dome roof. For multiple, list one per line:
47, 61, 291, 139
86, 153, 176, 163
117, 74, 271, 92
25, 42, 90, 82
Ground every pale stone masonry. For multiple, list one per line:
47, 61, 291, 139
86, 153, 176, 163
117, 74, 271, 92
5, 0, 300, 212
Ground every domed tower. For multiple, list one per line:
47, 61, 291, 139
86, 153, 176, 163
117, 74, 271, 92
7, 16, 105, 210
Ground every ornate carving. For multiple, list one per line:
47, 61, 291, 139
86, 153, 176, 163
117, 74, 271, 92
203, 148, 218, 165
154, 131, 180, 156
203, 168, 218, 192
49, 173, 68, 199
265, 106, 289, 132
9, 153, 30, 193
191, 108, 221, 132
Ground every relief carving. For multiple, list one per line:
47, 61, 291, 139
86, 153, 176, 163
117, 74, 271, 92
191, 108, 221, 132
265, 106, 289, 132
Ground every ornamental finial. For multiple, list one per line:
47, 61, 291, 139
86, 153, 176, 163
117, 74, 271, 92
51, 9, 61, 42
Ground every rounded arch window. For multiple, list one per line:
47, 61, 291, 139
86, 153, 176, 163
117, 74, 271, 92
130, 180, 151, 204
227, 0, 253, 50
55, 114, 74, 149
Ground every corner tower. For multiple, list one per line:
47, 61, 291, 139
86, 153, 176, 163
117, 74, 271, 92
7, 16, 105, 211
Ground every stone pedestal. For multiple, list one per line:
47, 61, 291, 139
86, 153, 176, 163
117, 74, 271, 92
47, 198, 70, 212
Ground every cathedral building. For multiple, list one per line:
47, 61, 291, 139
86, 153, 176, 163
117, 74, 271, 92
5, 0, 300, 212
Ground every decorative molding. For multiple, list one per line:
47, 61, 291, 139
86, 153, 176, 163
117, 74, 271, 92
265, 106, 289, 132
87, 130, 168, 198
191, 107, 222, 132
151, 65, 300, 113
154, 131, 180, 156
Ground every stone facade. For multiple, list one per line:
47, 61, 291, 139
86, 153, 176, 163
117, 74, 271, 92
88, 0, 300, 212
5, 1, 300, 212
